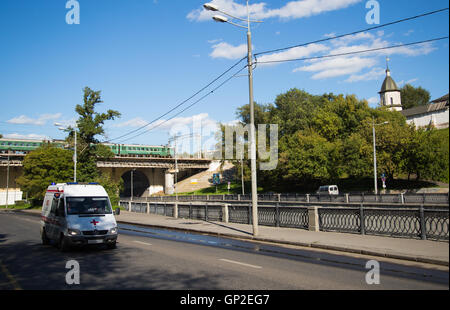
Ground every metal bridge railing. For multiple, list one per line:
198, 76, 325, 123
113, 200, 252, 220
120, 199, 448, 241
135, 192, 449, 205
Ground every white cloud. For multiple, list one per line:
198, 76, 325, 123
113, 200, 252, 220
294, 56, 376, 79
188, 0, 362, 22
397, 78, 418, 87
210, 42, 248, 60
114, 113, 220, 133
4, 133, 50, 140
113, 117, 149, 128
287, 31, 438, 81
404, 29, 414, 37
7, 113, 62, 126
260, 0, 362, 20
366, 96, 379, 105
257, 43, 330, 66
345, 67, 385, 83
207, 39, 223, 44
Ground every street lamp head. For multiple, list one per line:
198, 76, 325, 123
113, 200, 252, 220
212, 15, 228, 23
203, 3, 219, 11
54, 122, 63, 127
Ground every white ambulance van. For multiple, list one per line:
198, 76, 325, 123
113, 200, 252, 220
40, 182, 118, 251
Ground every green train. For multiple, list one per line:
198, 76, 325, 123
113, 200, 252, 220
0, 138, 65, 154
0, 138, 173, 158
103, 143, 174, 158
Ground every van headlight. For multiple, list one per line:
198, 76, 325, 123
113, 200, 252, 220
68, 228, 81, 236
109, 227, 118, 235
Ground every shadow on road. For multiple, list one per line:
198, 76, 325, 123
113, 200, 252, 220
0, 237, 223, 290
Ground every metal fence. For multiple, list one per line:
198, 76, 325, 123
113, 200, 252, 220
318, 205, 449, 241
119, 199, 448, 241
120, 200, 309, 230
134, 192, 449, 205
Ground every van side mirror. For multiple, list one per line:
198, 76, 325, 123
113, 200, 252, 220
114, 207, 121, 216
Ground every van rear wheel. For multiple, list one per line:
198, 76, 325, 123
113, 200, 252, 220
41, 229, 50, 245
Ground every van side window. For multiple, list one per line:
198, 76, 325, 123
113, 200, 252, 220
50, 198, 58, 215
57, 198, 65, 217
43, 197, 50, 213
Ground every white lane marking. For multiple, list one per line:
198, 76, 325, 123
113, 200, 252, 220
133, 240, 152, 246
219, 258, 262, 269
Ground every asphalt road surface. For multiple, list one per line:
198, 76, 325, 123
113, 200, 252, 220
0, 211, 448, 291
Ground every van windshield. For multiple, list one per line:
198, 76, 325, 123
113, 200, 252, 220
66, 197, 112, 215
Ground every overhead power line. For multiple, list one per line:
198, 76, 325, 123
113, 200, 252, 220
255, 37, 449, 65
254, 7, 449, 57
103, 56, 247, 143
115, 64, 248, 144
104, 7, 448, 144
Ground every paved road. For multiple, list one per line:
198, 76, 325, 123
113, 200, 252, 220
0, 212, 448, 291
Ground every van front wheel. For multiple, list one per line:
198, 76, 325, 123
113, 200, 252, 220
58, 234, 70, 252
107, 241, 117, 249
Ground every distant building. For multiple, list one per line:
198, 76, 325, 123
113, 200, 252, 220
401, 94, 449, 129
378, 58, 402, 112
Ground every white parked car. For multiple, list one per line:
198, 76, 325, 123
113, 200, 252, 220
316, 185, 339, 195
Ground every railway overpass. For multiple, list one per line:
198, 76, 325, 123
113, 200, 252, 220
0, 153, 212, 198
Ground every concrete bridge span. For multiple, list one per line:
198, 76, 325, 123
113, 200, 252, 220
1, 154, 212, 198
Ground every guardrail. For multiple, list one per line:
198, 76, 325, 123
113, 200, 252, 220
128, 192, 449, 205
119, 200, 449, 242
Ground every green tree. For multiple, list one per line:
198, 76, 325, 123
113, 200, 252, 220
405, 127, 449, 182
400, 84, 431, 110
17, 144, 74, 202
94, 172, 124, 207
74, 87, 121, 181
341, 132, 372, 179
359, 110, 412, 181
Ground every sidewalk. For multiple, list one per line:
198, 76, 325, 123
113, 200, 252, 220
116, 211, 449, 266
5, 208, 449, 267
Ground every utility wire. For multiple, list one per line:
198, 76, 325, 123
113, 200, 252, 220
255, 37, 449, 65
104, 7, 449, 144
115, 64, 248, 144
103, 56, 247, 143
254, 7, 449, 57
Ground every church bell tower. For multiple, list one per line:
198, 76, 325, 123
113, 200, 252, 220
379, 57, 402, 111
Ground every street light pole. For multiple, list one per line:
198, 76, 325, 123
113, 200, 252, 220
204, 0, 260, 236
5, 153, 10, 209
74, 125, 77, 183
371, 119, 389, 195
130, 169, 136, 201
247, 23, 259, 237
372, 119, 378, 195
55, 122, 77, 182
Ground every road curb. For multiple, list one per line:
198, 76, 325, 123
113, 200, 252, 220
116, 219, 449, 267
4, 209, 448, 267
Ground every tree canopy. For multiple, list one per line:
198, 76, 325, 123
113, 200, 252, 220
224, 88, 448, 192
17, 144, 74, 202
400, 84, 431, 110
17, 87, 123, 205
74, 87, 121, 182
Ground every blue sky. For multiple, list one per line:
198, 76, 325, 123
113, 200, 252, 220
0, 0, 448, 153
